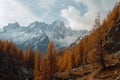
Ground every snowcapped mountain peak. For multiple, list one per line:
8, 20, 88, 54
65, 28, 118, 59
52, 20, 65, 27
3, 22, 20, 30
0, 20, 88, 53
28, 21, 41, 29
8, 22, 20, 27
19, 30, 49, 53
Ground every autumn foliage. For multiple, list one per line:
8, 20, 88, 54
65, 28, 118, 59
0, 2, 120, 80
0, 40, 35, 68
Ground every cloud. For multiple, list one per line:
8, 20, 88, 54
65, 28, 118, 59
0, 0, 118, 31
38, 0, 57, 8
60, 6, 92, 30
74, 0, 117, 19
0, 0, 40, 28
60, 0, 118, 30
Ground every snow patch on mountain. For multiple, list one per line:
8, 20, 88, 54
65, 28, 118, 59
0, 20, 88, 53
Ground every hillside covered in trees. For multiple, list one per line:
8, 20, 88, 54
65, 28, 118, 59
0, 2, 120, 80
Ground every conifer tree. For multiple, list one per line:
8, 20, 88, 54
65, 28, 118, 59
17, 48, 23, 60
97, 28, 106, 69
34, 50, 42, 80
45, 41, 59, 79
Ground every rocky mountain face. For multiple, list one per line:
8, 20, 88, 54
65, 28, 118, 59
0, 20, 88, 53
105, 21, 120, 53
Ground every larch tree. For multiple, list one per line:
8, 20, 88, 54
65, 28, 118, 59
2, 41, 10, 54
23, 48, 35, 67
9, 43, 18, 57
23, 50, 29, 64
17, 48, 23, 60
34, 50, 42, 80
40, 58, 51, 80
81, 37, 88, 65
66, 50, 73, 72
28, 48, 35, 67
93, 12, 100, 30
45, 41, 59, 79
97, 28, 106, 69
57, 55, 63, 71
74, 44, 82, 67
0, 40, 2, 51
61, 49, 69, 71
93, 12, 106, 69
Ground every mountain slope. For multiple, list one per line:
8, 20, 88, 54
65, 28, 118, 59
53, 2, 120, 80
0, 49, 33, 80
0, 23, 50, 53
0, 20, 88, 53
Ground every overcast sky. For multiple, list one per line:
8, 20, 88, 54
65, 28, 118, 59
0, 0, 119, 30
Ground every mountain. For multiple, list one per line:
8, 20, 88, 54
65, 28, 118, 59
1, 2, 120, 80
0, 20, 88, 53
105, 21, 120, 53
53, 3, 120, 80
